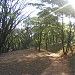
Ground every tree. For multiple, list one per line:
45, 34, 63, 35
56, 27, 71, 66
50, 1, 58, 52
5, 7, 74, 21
38, 0, 75, 53
0, 0, 32, 54
31, 17, 43, 52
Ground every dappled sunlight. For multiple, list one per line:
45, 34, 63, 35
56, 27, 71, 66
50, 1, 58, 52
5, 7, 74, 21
61, 72, 69, 75
0, 0, 75, 74
0, 49, 75, 75
36, 52, 50, 57
47, 53, 61, 58
0, 49, 50, 64
25, 54, 37, 58
0, 49, 62, 64
41, 56, 73, 75
0, 49, 64, 64
24, 74, 30, 75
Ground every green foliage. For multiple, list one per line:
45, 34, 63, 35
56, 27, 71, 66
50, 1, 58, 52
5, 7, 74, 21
1, 0, 75, 55
0, 0, 32, 54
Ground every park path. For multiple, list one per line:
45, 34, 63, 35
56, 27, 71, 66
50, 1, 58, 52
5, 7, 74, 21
0, 49, 75, 75
41, 56, 75, 75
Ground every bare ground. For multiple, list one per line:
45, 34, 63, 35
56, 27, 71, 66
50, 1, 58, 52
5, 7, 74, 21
0, 49, 75, 75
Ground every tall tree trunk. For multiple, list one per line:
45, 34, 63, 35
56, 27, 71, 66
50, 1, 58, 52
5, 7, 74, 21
38, 32, 42, 52
53, 35, 54, 44
45, 36, 48, 50
61, 13, 65, 54
66, 16, 74, 55
56, 36, 58, 43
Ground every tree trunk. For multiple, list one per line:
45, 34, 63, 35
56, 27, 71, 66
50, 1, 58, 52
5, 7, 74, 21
53, 35, 54, 44
38, 32, 42, 52
61, 13, 65, 54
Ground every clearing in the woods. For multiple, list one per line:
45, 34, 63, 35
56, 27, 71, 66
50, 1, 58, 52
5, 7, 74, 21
0, 49, 75, 75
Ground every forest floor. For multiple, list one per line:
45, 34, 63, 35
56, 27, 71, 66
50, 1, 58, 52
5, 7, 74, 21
0, 49, 75, 75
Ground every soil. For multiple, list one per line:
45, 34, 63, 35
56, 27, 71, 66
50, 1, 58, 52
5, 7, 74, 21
0, 49, 75, 75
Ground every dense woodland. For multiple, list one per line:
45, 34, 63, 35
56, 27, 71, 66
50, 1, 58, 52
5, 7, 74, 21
0, 0, 75, 55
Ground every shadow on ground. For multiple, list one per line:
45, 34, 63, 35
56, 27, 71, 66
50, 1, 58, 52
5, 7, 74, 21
0, 49, 75, 75
67, 55, 75, 75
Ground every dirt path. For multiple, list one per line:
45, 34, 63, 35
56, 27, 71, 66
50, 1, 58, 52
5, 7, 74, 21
0, 49, 75, 75
41, 57, 75, 75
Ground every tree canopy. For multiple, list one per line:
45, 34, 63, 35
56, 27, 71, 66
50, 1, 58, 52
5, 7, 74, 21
0, 0, 75, 55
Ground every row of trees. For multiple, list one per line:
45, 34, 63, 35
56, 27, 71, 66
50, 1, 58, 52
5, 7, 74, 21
0, 0, 75, 55
39, 0, 75, 55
